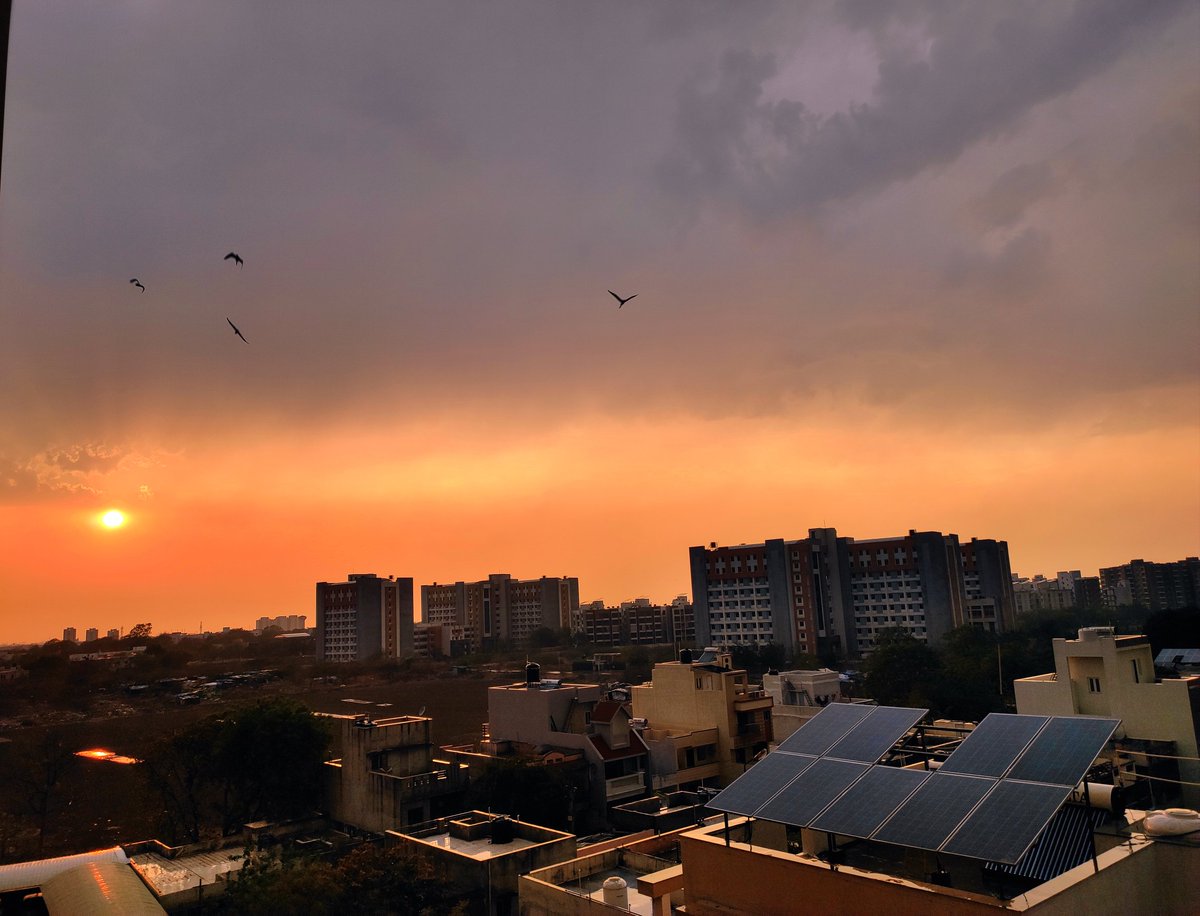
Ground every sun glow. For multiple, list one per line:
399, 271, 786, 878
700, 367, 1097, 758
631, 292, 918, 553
101, 510, 126, 529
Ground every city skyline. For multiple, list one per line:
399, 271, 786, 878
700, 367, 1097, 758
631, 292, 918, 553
2, 2, 1198, 644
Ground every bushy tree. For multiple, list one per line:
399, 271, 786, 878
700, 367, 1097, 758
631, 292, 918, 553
219, 843, 460, 916
465, 757, 572, 829
862, 629, 942, 709
147, 699, 331, 841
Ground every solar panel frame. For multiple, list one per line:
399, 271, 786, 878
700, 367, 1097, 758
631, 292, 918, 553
1007, 717, 1119, 787
809, 766, 931, 839
937, 713, 1049, 778
825, 706, 928, 763
755, 758, 869, 828
776, 703, 876, 756
942, 780, 1075, 864
872, 772, 995, 852
706, 752, 817, 817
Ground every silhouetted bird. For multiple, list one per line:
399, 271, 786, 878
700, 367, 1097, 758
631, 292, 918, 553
130, 279, 145, 292
227, 317, 248, 344
608, 290, 637, 308
224, 252, 244, 267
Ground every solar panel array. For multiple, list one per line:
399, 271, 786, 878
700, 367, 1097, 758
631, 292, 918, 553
708, 704, 1118, 866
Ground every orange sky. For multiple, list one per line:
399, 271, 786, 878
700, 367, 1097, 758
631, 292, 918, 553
1, 3, 1198, 643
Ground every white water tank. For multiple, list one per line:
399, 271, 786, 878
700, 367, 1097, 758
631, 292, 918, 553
602, 876, 629, 907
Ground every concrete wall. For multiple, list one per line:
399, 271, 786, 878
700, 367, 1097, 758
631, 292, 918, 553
679, 825, 1196, 916
1015, 635, 1200, 805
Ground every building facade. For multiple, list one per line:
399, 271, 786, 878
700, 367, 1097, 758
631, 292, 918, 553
254, 614, 307, 634
1099, 557, 1200, 611
690, 528, 1016, 656
631, 649, 774, 789
315, 573, 414, 662
578, 596, 694, 647
421, 574, 579, 650
1014, 627, 1200, 807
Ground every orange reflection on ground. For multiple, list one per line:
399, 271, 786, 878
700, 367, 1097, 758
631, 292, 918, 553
75, 748, 141, 764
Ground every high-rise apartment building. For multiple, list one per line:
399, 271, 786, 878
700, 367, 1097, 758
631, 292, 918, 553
254, 614, 308, 634
315, 573, 413, 662
62, 627, 77, 643
1099, 557, 1200, 611
84, 627, 99, 642
577, 596, 695, 647
421, 574, 579, 650
106, 628, 120, 640
690, 528, 1015, 656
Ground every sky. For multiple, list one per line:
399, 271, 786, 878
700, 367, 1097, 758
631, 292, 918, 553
1, 1, 1198, 644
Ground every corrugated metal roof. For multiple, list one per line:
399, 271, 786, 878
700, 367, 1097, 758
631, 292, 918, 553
40, 861, 165, 914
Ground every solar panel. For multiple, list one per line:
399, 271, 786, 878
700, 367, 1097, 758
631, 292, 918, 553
776, 704, 875, 756
943, 781, 1074, 864
938, 714, 1049, 778
826, 706, 927, 763
985, 804, 1109, 882
755, 758, 868, 827
872, 772, 995, 851
1007, 717, 1119, 787
707, 752, 817, 817
810, 766, 930, 839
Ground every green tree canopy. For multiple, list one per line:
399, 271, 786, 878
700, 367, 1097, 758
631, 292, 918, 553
147, 699, 331, 841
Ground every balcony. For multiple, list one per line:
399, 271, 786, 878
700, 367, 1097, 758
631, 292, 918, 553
733, 689, 773, 712
605, 771, 647, 801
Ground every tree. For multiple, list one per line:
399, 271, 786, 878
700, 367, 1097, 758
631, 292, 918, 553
465, 758, 572, 829
862, 629, 943, 709
127, 622, 153, 640
0, 729, 74, 854
937, 626, 1005, 720
527, 627, 563, 648
146, 699, 331, 841
221, 843, 460, 916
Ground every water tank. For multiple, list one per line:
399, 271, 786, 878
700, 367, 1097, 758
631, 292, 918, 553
601, 876, 629, 907
525, 662, 541, 686
679, 648, 693, 664
490, 816, 515, 845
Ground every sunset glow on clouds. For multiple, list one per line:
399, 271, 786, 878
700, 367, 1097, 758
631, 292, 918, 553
1, 1, 1197, 642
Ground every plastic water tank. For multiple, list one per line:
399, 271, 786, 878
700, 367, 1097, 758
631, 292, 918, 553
601, 876, 629, 907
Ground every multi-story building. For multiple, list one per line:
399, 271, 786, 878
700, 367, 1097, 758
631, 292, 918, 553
690, 528, 1016, 656
254, 614, 307, 634
484, 667, 650, 813
1099, 557, 1200, 611
631, 648, 774, 790
315, 573, 413, 663
1015, 627, 1200, 807
62, 627, 77, 643
421, 574, 579, 650
1013, 571, 1105, 615
412, 622, 468, 658
578, 596, 695, 647
106, 628, 120, 640
319, 712, 469, 832
84, 628, 99, 642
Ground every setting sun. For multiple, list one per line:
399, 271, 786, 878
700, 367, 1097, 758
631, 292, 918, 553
101, 510, 126, 529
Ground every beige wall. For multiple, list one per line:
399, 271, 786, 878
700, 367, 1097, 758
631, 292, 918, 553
1014, 635, 1200, 805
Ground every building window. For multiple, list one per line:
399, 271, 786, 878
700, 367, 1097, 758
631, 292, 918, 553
1087, 677, 1101, 693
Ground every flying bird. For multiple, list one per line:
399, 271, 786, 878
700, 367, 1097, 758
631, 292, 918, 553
224, 252, 244, 267
226, 317, 249, 344
129, 279, 145, 292
608, 290, 637, 308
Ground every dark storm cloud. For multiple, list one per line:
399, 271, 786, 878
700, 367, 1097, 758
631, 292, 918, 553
660, 0, 1191, 218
